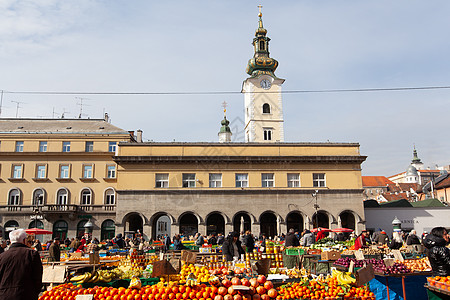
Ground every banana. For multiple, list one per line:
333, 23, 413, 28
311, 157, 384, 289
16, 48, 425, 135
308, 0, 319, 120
88, 271, 99, 283
70, 274, 87, 282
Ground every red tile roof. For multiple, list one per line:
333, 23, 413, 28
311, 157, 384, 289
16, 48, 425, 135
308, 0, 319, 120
397, 183, 419, 191
382, 193, 409, 202
362, 176, 394, 187
435, 175, 450, 189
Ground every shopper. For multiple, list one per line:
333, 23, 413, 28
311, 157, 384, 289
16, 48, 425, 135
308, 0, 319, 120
113, 234, 125, 249
354, 230, 370, 250
388, 232, 403, 250
285, 228, 300, 247
217, 233, 225, 245
423, 227, 450, 276
301, 230, 315, 247
406, 230, 421, 245
173, 235, 183, 250
0, 239, 7, 254
48, 238, 61, 262
375, 230, 389, 245
0, 229, 43, 300
243, 231, 255, 252
208, 234, 217, 246
222, 232, 245, 261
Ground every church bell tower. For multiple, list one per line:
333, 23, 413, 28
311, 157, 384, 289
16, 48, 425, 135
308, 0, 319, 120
242, 7, 285, 143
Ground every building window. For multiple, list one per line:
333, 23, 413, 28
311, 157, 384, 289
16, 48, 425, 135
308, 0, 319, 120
259, 40, 265, 51
262, 173, 274, 187
235, 173, 248, 188
62, 141, 70, 152
287, 173, 300, 187
83, 164, 93, 178
56, 189, 68, 205
15, 141, 24, 152
59, 165, 70, 179
108, 142, 117, 152
81, 189, 92, 205
105, 189, 115, 205
182, 173, 196, 188
313, 173, 326, 187
209, 173, 222, 187
39, 141, 47, 152
12, 165, 23, 178
158, 221, 168, 232
85, 141, 94, 152
8, 189, 21, 205
107, 165, 116, 178
155, 173, 169, 188
263, 128, 272, 141
262, 103, 271, 114
33, 189, 45, 206
36, 165, 47, 179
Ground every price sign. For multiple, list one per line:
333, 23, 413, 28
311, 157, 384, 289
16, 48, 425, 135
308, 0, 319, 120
76, 295, 94, 300
349, 260, 355, 273
392, 250, 404, 262
354, 250, 365, 261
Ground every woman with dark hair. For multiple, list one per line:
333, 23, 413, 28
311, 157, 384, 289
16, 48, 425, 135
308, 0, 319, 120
423, 226, 450, 276
222, 232, 245, 261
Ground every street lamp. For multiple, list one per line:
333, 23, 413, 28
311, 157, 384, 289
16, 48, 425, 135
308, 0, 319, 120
312, 190, 319, 228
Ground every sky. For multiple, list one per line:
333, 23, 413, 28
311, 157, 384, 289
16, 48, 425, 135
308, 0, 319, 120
1, 1, 449, 176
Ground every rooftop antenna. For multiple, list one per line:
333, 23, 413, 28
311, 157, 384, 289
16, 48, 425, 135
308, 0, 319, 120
11, 100, 25, 118
61, 108, 69, 119
76, 97, 91, 118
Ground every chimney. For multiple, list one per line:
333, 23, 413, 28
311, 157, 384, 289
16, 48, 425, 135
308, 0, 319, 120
136, 129, 143, 143
104, 113, 109, 122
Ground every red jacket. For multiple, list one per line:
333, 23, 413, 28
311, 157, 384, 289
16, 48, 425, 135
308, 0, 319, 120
354, 234, 367, 250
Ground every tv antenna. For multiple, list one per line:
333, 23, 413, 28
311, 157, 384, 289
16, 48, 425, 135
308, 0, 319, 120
11, 100, 26, 118
61, 108, 70, 119
76, 97, 91, 118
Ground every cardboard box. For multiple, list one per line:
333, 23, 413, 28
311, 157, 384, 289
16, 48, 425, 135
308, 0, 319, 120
320, 250, 341, 261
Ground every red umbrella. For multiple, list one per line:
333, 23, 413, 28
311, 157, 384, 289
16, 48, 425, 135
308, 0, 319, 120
311, 227, 332, 233
26, 228, 53, 235
331, 228, 354, 233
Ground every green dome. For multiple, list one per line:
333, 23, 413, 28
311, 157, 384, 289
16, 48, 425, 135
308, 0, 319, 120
219, 116, 231, 133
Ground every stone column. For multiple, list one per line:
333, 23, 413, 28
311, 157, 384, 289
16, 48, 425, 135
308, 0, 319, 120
251, 223, 260, 237
280, 222, 287, 236
198, 223, 207, 236
143, 223, 152, 241
225, 223, 233, 235
171, 223, 180, 236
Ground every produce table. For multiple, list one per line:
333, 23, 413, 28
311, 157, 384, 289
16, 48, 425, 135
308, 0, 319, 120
310, 258, 334, 275
369, 272, 432, 300
426, 284, 450, 300
78, 277, 160, 288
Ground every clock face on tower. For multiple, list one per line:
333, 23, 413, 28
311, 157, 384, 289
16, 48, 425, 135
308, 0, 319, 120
260, 79, 271, 90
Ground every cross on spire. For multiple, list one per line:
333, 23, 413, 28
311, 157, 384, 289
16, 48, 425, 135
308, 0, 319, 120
222, 101, 228, 115
258, 5, 263, 16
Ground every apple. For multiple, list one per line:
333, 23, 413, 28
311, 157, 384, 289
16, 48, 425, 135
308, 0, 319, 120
252, 294, 261, 300
231, 277, 241, 286
228, 286, 236, 295
261, 295, 270, 300
241, 278, 250, 287
256, 286, 266, 295
263, 281, 273, 290
222, 279, 232, 288
234, 295, 242, 300
215, 296, 224, 300
249, 278, 259, 288
218, 287, 228, 296
257, 275, 266, 285
224, 295, 233, 300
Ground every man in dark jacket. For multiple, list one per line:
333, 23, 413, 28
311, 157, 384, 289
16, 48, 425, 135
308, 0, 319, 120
0, 229, 42, 300
113, 234, 126, 249
243, 231, 255, 252
406, 230, 421, 245
285, 228, 300, 247
217, 233, 224, 245
48, 238, 61, 262
423, 227, 450, 276
222, 232, 245, 261
375, 230, 389, 245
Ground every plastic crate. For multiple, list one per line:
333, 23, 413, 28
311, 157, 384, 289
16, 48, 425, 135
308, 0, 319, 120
285, 248, 305, 256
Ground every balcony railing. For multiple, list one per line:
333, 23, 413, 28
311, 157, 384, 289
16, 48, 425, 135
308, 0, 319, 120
0, 204, 115, 213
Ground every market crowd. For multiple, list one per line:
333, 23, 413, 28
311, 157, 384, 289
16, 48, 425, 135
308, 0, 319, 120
0, 226, 449, 299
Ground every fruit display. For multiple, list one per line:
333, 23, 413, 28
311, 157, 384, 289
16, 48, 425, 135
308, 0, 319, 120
334, 257, 412, 275
427, 275, 450, 291
179, 263, 211, 283
70, 270, 118, 284
309, 238, 353, 251
278, 276, 375, 299
341, 247, 389, 256
398, 257, 431, 272
41, 275, 279, 300
332, 269, 356, 285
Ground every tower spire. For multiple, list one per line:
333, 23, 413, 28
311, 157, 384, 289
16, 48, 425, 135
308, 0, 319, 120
246, 6, 279, 78
218, 102, 232, 143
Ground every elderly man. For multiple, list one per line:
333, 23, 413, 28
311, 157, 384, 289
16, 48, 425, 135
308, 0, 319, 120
0, 229, 43, 300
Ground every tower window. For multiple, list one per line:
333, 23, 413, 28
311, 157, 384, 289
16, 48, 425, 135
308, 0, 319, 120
262, 103, 271, 114
263, 128, 273, 141
259, 40, 265, 51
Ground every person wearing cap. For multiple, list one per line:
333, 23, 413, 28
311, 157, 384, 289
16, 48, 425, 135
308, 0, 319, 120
48, 237, 61, 262
0, 229, 43, 299
222, 232, 245, 261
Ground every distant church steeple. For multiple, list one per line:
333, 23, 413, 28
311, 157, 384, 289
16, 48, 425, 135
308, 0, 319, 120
218, 102, 232, 143
411, 145, 424, 170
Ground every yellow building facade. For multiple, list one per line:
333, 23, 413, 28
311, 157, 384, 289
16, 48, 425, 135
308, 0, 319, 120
114, 142, 367, 239
0, 118, 134, 240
